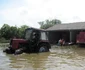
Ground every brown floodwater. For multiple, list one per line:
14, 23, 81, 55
0, 45, 85, 70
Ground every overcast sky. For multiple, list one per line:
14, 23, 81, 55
0, 0, 85, 28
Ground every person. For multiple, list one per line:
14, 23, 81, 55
58, 39, 62, 46
58, 39, 65, 46
62, 39, 65, 46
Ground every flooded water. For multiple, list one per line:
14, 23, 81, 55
0, 44, 85, 70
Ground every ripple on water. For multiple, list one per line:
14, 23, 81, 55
0, 45, 85, 70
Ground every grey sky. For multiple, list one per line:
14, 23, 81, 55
0, 0, 85, 28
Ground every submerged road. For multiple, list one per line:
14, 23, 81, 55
0, 45, 85, 70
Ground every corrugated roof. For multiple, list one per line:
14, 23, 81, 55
47, 22, 85, 31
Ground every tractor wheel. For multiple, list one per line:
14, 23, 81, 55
14, 48, 23, 55
3, 47, 15, 54
39, 44, 49, 52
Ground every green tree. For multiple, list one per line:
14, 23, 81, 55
9, 26, 18, 38
39, 19, 61, 29
0, 24, 10, 39
51, 19, 61, 25
0, 24, 29, 42
18, 25, 29, 38
0, 24, 29, 39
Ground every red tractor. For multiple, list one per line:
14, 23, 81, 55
3, 28, 51, 54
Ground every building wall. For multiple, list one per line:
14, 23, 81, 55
48, 31, 70, 44
48, 31, 59, 44
48, 30, 81, 44
70, 30, 81, 43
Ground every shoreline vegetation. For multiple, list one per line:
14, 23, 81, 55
0, 37, 9, 43
0, 43, 9, 47
0, 24, 29, 43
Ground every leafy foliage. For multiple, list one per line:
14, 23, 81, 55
0, 24, 29, 42
0, 24, 10, 39
38, 19, 61, 29
18, 25, 28, 38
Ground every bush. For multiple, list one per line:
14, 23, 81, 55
0, 37, 10, 43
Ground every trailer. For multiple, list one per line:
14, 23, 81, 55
76, 32, 85, 45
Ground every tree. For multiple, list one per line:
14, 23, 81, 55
51, 19, 61, 25
9, 26, 18, 38
38, 19, 61, 29
0, 24, 29, 39
18, 25, 29, 38
0, 24, 10, 39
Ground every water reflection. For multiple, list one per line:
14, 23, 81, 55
1, 45, 85, 70
8, 53, 50, 70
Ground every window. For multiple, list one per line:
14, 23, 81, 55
41, 32, 48, 40
25, 29, 32, 40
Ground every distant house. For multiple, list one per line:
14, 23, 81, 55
47, 22, 85, 44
